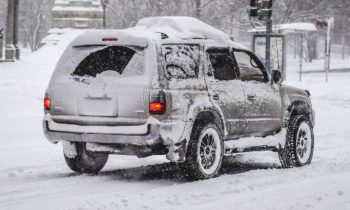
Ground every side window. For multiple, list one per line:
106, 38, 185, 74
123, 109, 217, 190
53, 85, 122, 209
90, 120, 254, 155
161, 44, 200, 80
233, 50, 267, 82
207, 48, 238, 81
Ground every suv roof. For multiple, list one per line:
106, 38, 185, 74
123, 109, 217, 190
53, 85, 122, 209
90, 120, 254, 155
70, 16, 249, 51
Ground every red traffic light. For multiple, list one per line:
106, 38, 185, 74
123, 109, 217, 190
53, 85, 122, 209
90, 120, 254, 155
250, 0, 259, 7
249, 0, 260, 17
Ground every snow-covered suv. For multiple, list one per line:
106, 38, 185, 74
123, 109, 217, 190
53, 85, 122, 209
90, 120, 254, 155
43, 17, 315, 180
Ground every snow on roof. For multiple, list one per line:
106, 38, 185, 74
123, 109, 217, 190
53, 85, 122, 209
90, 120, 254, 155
68, 16, 249, 51
71, 29, 149, 47
248, 22, 317, 34
136, 16, 232, 42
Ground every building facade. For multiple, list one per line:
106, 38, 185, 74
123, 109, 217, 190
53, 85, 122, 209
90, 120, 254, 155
52, 0, 103, 29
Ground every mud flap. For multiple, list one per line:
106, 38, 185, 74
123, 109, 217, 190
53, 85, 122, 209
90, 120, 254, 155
166, 139, 187, 162
62, 141, 78, 158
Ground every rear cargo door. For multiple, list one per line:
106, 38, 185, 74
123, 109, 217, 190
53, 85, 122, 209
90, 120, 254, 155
50, 45, 150, 125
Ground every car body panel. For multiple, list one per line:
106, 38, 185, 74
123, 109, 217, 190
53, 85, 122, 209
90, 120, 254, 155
43, 28, 315, 162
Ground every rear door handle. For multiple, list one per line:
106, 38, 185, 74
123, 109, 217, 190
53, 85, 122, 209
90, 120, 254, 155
212, 94, 220, 100
247, 95, 256, 101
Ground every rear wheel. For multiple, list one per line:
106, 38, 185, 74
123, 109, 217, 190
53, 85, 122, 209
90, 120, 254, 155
64, 143, 108, 174
182, 123, 224, 180
279, 115, 314, 168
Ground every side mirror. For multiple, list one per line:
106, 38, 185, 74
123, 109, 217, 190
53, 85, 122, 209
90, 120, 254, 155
272, 70, 282, 84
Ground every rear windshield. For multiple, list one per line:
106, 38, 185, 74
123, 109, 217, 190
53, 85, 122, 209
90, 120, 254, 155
56, 45, 145, 78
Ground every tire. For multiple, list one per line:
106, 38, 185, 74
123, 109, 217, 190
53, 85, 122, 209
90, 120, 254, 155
279, 115, 314, 168
64, 143, 108, 174
182, 122, 224, 180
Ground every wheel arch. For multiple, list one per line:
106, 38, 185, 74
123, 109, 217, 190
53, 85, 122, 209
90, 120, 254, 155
285, 100, 313, 127
191, 108, 225, 138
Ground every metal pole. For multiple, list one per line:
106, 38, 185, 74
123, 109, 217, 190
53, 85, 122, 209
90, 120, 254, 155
5, 0, 14, 61
325, 31, 330, 83
299, 33, 303, 82
102, 4, 106, 29
13, 0, 19, 60
0, 27, 3, 61
325, 17, 334, 83
100, 0, 108, 29
265, 18, 272, 72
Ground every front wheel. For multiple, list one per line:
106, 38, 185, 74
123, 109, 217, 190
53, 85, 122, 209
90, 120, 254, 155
182, 123, 224, 180
64, 143, 108, 174
279, 115, 314, 168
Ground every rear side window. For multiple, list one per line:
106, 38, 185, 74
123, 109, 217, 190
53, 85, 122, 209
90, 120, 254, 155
72, 46, 144, 77
161, 44, 200, 80
207, 48, 238, 81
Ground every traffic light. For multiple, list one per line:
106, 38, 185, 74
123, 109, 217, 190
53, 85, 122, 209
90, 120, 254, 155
249, 0, 260, 17
249, 0, 273, 20
260, 0, 272, 9
258, 0, 272, 20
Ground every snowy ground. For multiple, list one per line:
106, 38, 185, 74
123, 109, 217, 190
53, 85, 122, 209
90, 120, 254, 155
1, 35, 350, 210
286, 54, 350, 81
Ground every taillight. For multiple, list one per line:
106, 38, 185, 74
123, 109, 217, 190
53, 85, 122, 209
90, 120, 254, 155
149, 91, 166, 115
44, 98, 51, 110
150, 102, 165, 114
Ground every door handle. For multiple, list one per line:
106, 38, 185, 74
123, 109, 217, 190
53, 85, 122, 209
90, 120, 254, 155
247, 95, 256, 101
212, 94, 220, 100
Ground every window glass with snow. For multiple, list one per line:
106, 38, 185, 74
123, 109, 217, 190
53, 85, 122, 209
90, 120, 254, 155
72, 46, 145, 77
233, 51, 266, 82
161, 44, 200, 80
206, 48, 238, 81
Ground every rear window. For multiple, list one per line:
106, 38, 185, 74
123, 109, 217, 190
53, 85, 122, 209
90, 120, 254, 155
58, 45, 145, 78
161, 44, 200, 80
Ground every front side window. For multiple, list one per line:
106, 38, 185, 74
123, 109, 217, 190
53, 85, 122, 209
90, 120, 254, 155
233, 50, 267, 82
207, 48, 238, 81
161, 44, 200, 80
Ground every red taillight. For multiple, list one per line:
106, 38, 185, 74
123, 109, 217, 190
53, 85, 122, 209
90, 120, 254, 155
149, 90, 166, 115
44, 98, 51, 110
150, 102, 165, 114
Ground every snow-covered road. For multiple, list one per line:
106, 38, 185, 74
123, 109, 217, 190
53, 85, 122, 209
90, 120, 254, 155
1, 40, 350, 210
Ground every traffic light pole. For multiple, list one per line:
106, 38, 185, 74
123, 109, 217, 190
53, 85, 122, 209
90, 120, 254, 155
100, 0, 108, 29
249, 0, 273, 71
265, 18, 272, 72
325, 17, 334, 83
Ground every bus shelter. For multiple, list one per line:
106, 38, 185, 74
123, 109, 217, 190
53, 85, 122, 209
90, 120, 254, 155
248, 23, 317, 81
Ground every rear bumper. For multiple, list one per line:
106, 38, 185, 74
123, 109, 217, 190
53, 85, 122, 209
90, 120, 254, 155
42, 114, 188, 161
43, 119, 160, 146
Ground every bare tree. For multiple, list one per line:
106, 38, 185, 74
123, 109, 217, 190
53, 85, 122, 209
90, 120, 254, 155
21, 0, 51, 52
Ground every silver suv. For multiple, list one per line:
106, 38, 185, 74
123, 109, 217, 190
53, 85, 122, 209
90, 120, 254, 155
43, 17, 315, 180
